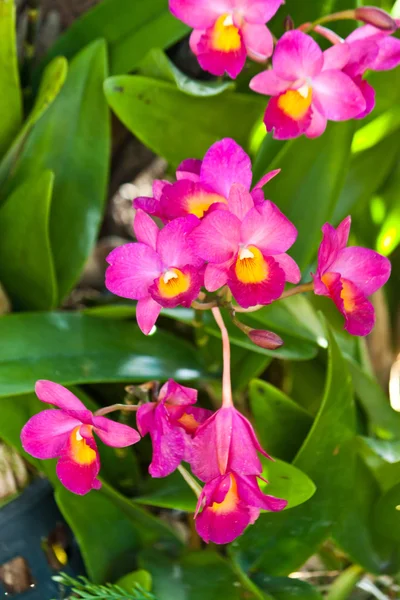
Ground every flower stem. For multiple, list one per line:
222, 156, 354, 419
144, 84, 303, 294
234, 281, 314, 313
94, 404, 139, 417
178, 465, 202, 498
211, 307, 233, 408
192, 299, 217, 310
299, 9, 355, 33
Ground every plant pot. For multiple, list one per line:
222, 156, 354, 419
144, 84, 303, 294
0, 477, 84, 598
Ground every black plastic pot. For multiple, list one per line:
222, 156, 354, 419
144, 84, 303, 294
0, 477, 84, 599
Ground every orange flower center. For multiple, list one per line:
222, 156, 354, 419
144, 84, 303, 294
322, 273, 356, 313
177, 412, 201, 434
212, 14, 242, 53
70, 426, 96, 465
211, 474, 239, 514
187, 191, 227, 218
277, 85, 313, 120
157, 268, 190, 299
235, 246, 268, 284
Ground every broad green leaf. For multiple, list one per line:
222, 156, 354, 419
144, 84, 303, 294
117, 570, 152, 593
253, 122, 355, 270
0, 311, 204, 398
253, 574, 323, 600
0, 57, 68, 194
138, 550, 246, 600
360, 437, 400, 464
104, 75, 265, 167
232, 323, 355, 575
135, 456, 315, 512
347, 359, 400, 438
231, 349, 271, 392
325, 566, 364, 600
249, 379, 313, 461
0, 0, 22, 156
36, 0, 188, 79
373, 482, 400, 543
333, 130, 400, 224
139, 48, 235, 97
6, 40, 110, 301
351, 107, 400, 154
376, 164, 400, 256
0, 170, 57, 310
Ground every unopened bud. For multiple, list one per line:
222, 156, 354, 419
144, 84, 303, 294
284, 15, 294, 31
248, 329, 284, 350
354, 6, 397, 31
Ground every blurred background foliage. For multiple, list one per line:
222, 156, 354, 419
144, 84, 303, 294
0, 0, 399, 598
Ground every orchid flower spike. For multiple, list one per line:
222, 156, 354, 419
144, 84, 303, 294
250, 30, 367, 139
21, 381, 140, 495
106, 212, 204, 334
135, 138, 281, 222
313, 217, 391, 336
136, 380, 212, 478
190, 183, 300, 307
169, 0, 284, 78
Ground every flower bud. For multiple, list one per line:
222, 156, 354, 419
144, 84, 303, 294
354, 6, 397, 31
283, 15, 294, 31
248, 329, 284, 350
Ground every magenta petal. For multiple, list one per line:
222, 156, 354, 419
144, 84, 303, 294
145, 403, 187, 477
35, 380, 87, 413
274, 253, 301, 284
242, 23, 273, 61
134, 196, 163, 219
316, 222, 340, 276
191, 410, 229, 481
21, 409, 80, 459
332, 247, 391, 296
328, 277, 376, 336
236, 474, 287, 511
229, 255, 285, 308
168, 0, 228, 28
153, 180, 170, 201
195, 497, 252, 544
133, 209, 159, 250
200, 138, 253, 198
56, 443, 101, 496
136, 403, 156, 436
149, 264, 203, 308
273, 30, 324, 80
236, 0, 283, 24
176, 158, 202, 181
323, 42, 350, 70
354, 77, 375, 119
253, 169, 281, 191
190, 209, 241, 263
265, 96, 313, 140
250, 69, 291, 95
204, 263, 229, 292
372, 36, 400, 71
106, 243, 162, 300
336, 216, 351, 249
228, 183, 254, 220
196, 33, 247, 78
93, 416, 140, 447
157, 215, 203, 268
241, 202, 298, 255
312, 70, 366, 120
136, 296, 162, 335
305, 106, 327, 138
159, 379, 198, 406
345, 39, 380, 77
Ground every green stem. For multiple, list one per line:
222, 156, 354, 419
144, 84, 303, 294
94, 404, 139, 417
326, 565, 364, 600
177, 465, 202, 498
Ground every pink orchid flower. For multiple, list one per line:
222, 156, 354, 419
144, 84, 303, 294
250, 30, 367, 139
106, 211, 204, 335
313, 217, 391, 336
195, 472, 287, 544
190, 405, 286, 543
137, 380, 212, 478
343, 21, 400, 119
21, 381, 140, 495
135, 138, 280, 222
190, 183, 300, 307
169, 0, 284, 78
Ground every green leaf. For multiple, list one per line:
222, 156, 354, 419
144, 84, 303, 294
139, 48, 235, 97
37, 0, 188, 79
135, 456, 315, 512
253, 574, 323, 600
249, 379, 313, 462
6, 40, 110, 301
325, 566, 364, 600
0, 311, 204, 398
0, 170, 57, 310
138, 550, 244, 600
117, 570, 152, 593
373, 482, 400, 543
104, 75, 264, 167
0, 0, 22, 157
0, 57, 67, 195
232, 322, 355, 575
360, 438, 400, 464
254, 122, 355, 270
333, 130, 400, 224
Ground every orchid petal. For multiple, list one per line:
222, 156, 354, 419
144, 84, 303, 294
312, 70, 366, 120
332, 247, 391, 296
35, 380, 88, 414
190, 209, 241, 263
21, 409, 81, 459
169, 0, 232, 28
305, 106, 327, 138
200, 138, 252, 198
93, 416, 140, 447
273, 30, 324, 80
274, 253, 301, 283
234, 0, 283, 23
56, 433, 101, 495
252, 169, 281, 190
241, 202, 297, 254
204, 263, 230, 291
133, 209, 159, 250
136, 296, 162, 335
106, 243, 162, 300
242, 23, 273, 61
176, 158, 202, 181
157, 215, 203, 268
250, 69, 292, 95
323, 42, 350, 70
228, 183, 254, 220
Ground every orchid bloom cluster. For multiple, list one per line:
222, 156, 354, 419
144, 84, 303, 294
169, 0, 400, 139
